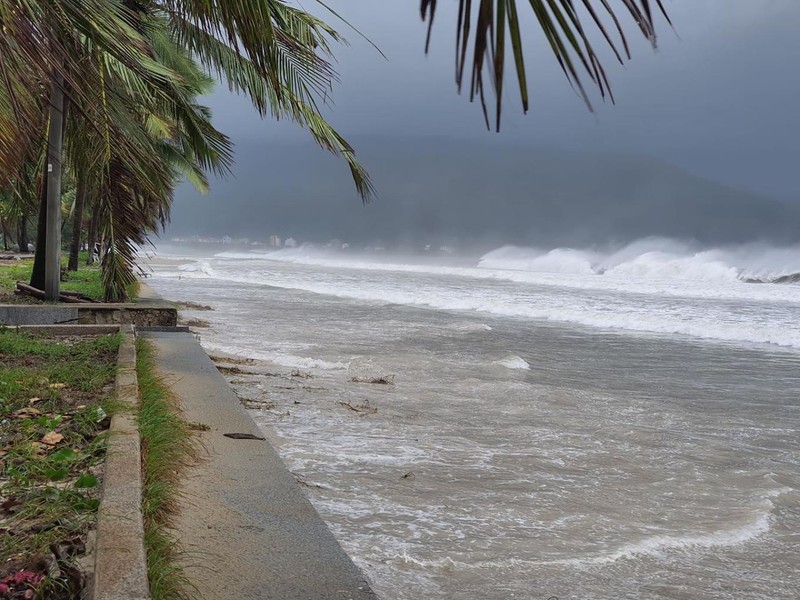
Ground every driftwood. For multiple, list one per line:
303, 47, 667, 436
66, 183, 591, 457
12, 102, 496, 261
15, 281, 96, 303
338, 400, 378, 414
350, 375, 395, 385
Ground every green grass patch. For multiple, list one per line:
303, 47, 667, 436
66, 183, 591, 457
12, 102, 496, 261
0, 328, 121, 598
136, 338, 196, 600
0, 252, 138, 302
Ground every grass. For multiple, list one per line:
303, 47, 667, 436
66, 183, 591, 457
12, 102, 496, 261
0, 252, 139, 302
0, 328, 122, 598
136, 338, 196, 600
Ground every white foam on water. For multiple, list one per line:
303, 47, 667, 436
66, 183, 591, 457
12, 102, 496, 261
151, 240, 800, 350
389, 552, 460, 572
479, 239, 800, 285
177, 260, 214, 275
447, 322, 493, 333
201, 270, 800, 349
556, 490, 788, 567
203, 240, 800, 303
496, 355, 531, 370
202, 341, 348, 371
383, 502, 777, 575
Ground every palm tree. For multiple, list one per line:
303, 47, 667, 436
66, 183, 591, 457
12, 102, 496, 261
1, 0, 670, 301
1, 0, 373, 299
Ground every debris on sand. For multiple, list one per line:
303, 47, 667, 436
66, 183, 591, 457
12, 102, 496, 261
174, 300, 213, 311
240, 399, 277, 411
184, 319, 210, 328
292, 472, 326, 490
215, 365, 259, 376
209, 355, 256, 366
338, 400, 378, 414
223, 432, 265, 440
350, 375, 395, 385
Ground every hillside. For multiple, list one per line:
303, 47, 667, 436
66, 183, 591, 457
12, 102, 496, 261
169, 137, 800, 249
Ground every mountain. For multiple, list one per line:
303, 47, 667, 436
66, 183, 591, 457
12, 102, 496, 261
168, 136, 800, 249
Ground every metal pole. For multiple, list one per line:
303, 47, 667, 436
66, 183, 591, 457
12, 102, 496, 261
44, 73, 64, 301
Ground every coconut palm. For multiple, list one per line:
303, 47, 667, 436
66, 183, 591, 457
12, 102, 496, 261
1, 0, 372, 299
1, 0, 671, 300
47, 9, 235, 300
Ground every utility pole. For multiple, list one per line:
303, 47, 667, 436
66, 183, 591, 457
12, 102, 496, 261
44, 74, 65, 301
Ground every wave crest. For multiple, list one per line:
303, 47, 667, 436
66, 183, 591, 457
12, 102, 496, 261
479, 238, 800, 284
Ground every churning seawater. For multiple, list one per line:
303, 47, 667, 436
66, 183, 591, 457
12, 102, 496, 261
144, 240, 800, 599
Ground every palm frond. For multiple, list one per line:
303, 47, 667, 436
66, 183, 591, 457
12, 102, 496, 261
421, 0, 671, 130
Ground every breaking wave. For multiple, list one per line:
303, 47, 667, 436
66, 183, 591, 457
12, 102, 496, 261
212, 238, 800, 293
478, 238, 800, 284
155, 238, 800, 350
177, 260, 214, 276
202, 341, 348, 371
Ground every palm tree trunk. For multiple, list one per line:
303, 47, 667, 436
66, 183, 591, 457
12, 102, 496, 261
86, 202, 100, 265
67, 176, 86, 271
29, 171, 49, 288
30, 75, 70, 292
44, 74, 66, 300
18, 214, 29, 253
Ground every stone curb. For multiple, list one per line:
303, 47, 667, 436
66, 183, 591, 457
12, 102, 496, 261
92, 325, 150, 600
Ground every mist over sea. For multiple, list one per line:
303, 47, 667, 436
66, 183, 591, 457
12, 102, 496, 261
145, 238, 800, 599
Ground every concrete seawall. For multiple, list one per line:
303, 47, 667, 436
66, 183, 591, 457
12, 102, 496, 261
140, 330, 377, 599
0, 284, 177, 327
3, 291, 376, 598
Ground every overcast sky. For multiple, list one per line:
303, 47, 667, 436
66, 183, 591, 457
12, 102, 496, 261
202, 0, 799, 201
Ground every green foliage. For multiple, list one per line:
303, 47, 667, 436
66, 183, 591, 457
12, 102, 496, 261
0, 255, 137, 301
0, 260, 34, 293
2, 0, 672, 301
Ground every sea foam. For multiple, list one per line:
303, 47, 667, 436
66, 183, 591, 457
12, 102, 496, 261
478, 238, 800, 284
496, 356, 531, 370
202, 341, 347, 371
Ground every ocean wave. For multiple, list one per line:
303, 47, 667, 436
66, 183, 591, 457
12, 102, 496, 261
387, 495, 779, 574
177, 260, 214, 276
158, 267, 800, 349
478, 239, 800, 284
567, 514, 771, 566
557, 489, 788, 567
204, 240, 800, 302
202, 341, 348, 371
214, 251, 273, 260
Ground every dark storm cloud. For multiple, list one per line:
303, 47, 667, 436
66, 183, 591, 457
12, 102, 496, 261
203, 1, 800, 196
171, 1, 800, 242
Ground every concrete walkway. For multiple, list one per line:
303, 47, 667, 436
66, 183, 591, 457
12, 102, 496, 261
140, 331, 376, 600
